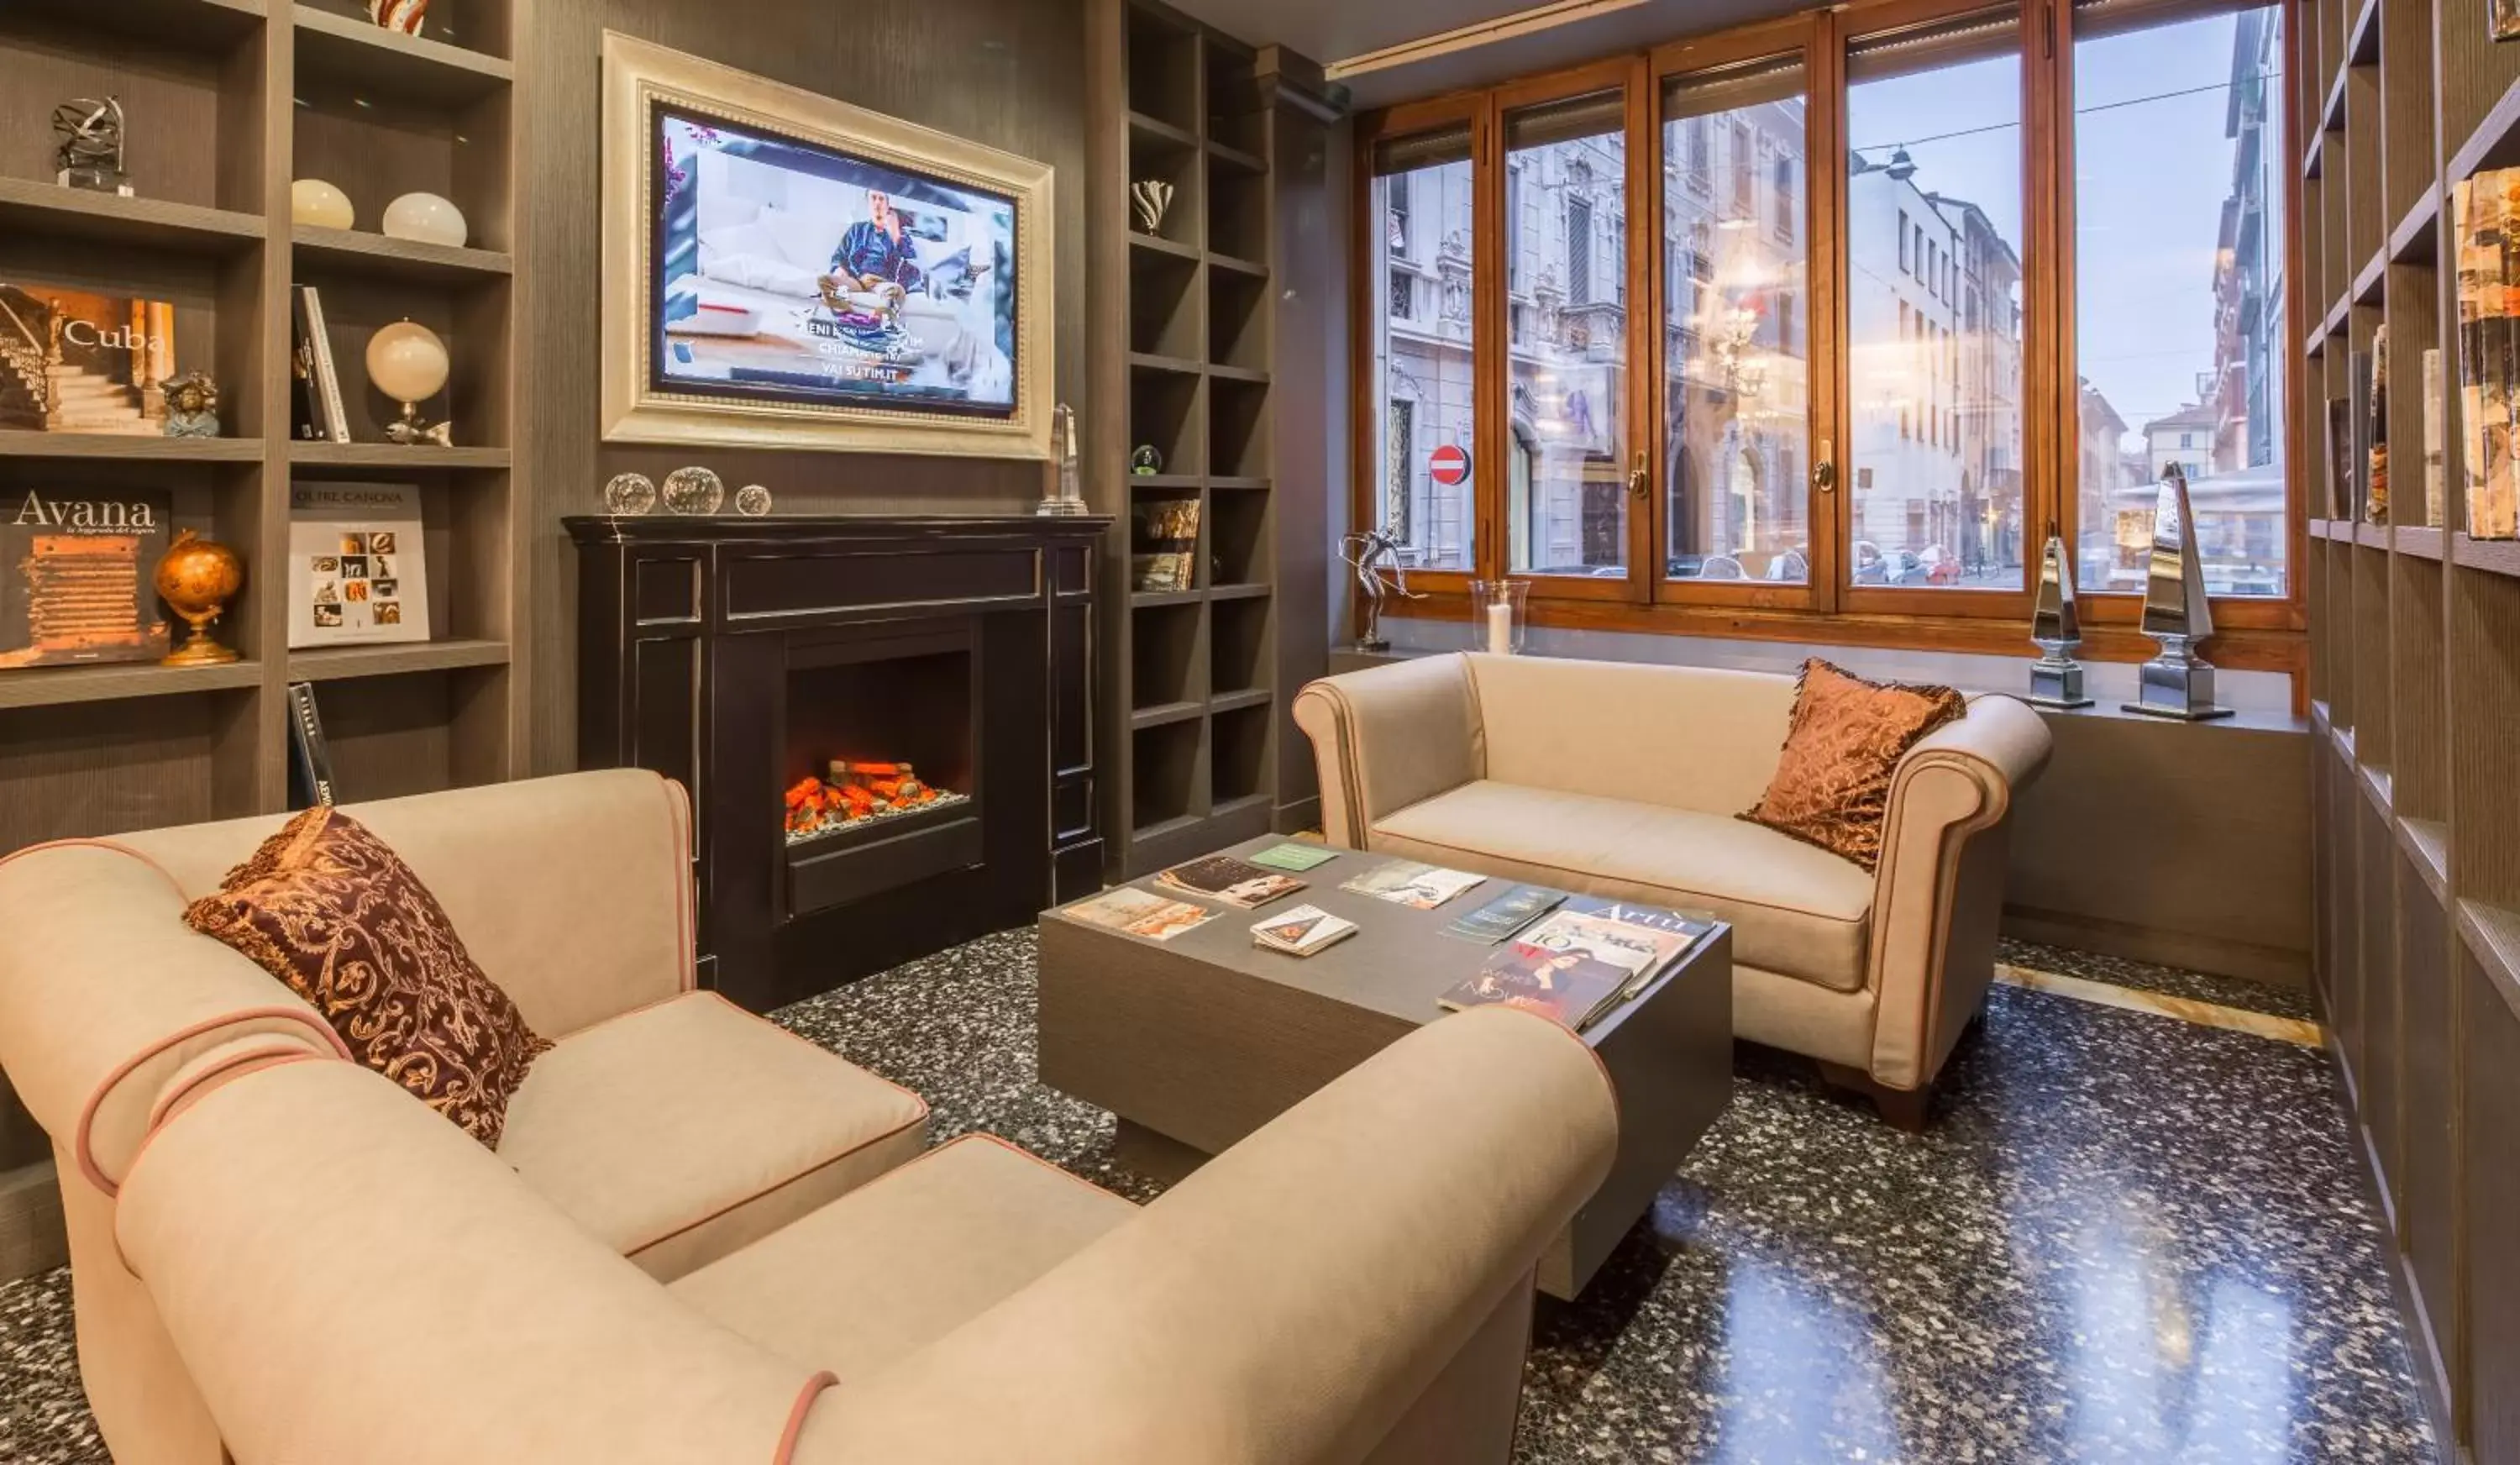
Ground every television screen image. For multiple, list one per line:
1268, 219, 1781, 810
651, 107, 1021, 419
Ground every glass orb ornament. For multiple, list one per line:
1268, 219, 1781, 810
381, 191, 468, 248
734, 483, 774, 517
291, 178, 355, 229
365, 320, 453, 445
660, 465, 724, 515
603, 472, 657, 517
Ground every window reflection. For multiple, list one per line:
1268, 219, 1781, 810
1369, 129, 1475, 572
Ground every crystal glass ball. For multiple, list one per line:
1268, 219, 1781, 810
603, 472, 656, 516
660, 465, 724, 515
291, 178, 354, 229
734, 483, 774, 517
365, 319, 449, 405
381, 191, 469, 248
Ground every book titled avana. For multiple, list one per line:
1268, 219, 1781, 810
0, 486, 174, 668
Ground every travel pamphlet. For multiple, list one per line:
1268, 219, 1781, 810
1061, 887, 1215, 942
1154, 853, 1305, 909
1251, 904, 1358, 957
1441, 884, 1567, 943
1248, 841, 1339, 872
1340, 859, 1486, 911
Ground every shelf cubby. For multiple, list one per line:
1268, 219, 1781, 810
1129, 362, 1204, 478
1130, 597, 1205, 711
1129, 247, 1202, 359
1209, 698, 1268, 807
1129, 715, 1205, 833
0, 685, 265, 852
1209, 375, 1269, 480
311, 659, 507, 801
1210, 590, 1268, 696
1207, 480, 1268, 586
1209, 264, 1268, 374
1124, 5, 1200, 136
1207, 160, 1269, 265
0, 2, 268, 214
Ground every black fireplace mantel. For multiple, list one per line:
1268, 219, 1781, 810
566, 512, 1109, 1011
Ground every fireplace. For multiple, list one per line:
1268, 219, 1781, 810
569, 514, 1105, 1011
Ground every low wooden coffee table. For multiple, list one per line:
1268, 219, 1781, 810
1037, 837, 1733, 1299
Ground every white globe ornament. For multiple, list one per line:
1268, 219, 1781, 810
291, 178, 355, 229
365, 319, 453, 446
381, 192, 468, 249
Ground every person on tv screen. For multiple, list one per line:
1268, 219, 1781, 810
827, 188, 924, 297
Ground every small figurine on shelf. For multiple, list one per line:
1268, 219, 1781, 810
53, 97, 131, 197
1131, 444, 1164, 476
1130, 180, 1175, 235
370, 0, 429, 36
160, 372, 221, 439
154, 529, 245, 667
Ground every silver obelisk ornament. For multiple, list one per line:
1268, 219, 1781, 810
2024, 527, 2092, 708
2123, 463, 2234, 720
1037, 403, 1089, 517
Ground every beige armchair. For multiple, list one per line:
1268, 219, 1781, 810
1294, 652, 2053, 1125
0, 770, 1621, 1464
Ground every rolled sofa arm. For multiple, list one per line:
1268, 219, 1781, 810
1291, 654, 1484, 848
115, 1058, 822, 1465
793, 1006, 1619, 1464
1867, 694, 2054, 1090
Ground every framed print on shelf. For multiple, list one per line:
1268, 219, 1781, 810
599, 33, 1056, 460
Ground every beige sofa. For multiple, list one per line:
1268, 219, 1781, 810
1294, 653, 2052, 1123
0, 770, 1619, 1463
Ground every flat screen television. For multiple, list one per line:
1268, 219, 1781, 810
649, 106, 1021, 421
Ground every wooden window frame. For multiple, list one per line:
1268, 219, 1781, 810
1344, 0, 2308, 682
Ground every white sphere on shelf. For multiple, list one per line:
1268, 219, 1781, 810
365, 319, 449, 406
381, 192, 468, 249
291, 178, 355, 230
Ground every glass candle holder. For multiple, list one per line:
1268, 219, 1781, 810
1468, 579, 1529, 655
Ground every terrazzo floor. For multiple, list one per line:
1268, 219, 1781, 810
0, 934, 2433, 1464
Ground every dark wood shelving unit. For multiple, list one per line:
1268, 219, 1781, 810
2297, 0, 2520, 1452
1092, 0, 1299, 875
0, 0, 528, 872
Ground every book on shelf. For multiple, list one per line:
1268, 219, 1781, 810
290, 286, 353, 445
1340, 859, 1485, 911
2367, 330, 2390, 525
2324, 396, 2353, 523
1131, 497, 1200, 591
1249, 841, 1338, 872
288, 481, 429, 648
1155, 853, 1305, 909
0, 281, 179, 437
2423, 346, 2447, 529
2347, 350, 2373, 524
285, 680, 337, 810
1061, 887, 1215, 941
1252, 904, 1357, 957
2453, 169, 2520, 539
0, 486, 174, 669
1441, 884, 1565, 943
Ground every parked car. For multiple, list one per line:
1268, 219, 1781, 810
1852, 540, 1887, 585
1917, 545, 1961, 585
1698, 555, 1746, 580
1878, 549, 1927, 585
1763, 548, 1809, 581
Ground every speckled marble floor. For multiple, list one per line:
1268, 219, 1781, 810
0, 935, 2432, 1465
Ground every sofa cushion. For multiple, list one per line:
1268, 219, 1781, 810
669, 1134, 1135, 1380
181, 807, 550, 1147
499, 990, 927, 1281
1373, 780, 1874, 993
1741, 659, 1966, 871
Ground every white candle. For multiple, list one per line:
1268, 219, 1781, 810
1484, 599, 1514, 655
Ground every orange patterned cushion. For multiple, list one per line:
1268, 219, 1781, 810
184, 807, 550, 1147
1740, 659, 1966, 872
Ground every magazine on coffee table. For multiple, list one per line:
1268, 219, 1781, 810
1437, 905, 1704, 1030
1156, 854, 1306, 909
1061, 888, 1216, 942
1251, 904, 1358, 957
1441, 884, 1566, 943
1340, 859, 1486, 910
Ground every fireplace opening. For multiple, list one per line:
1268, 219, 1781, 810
781, 637, 977, 853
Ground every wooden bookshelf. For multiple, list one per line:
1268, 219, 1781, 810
1090, 0, 1299, 874
0, 0, 527, 856
2297, 0, 2520, 1452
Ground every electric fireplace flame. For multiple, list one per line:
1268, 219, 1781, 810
784, 761, 969, 845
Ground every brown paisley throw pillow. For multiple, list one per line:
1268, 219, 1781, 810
1740, 659, 1967, 872
184, 807, 550, 1147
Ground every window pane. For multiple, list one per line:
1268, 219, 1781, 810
1845, 11, 2027, 591
1369, 127, 1475, 572
1505, 91, 1630, 577
1662, 56, 1810, 585
2072, 3, 2287, 598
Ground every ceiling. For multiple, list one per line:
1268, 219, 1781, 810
1169, 0, 1814, 107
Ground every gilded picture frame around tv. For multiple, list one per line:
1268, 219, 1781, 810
599, 33, 1055, 460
